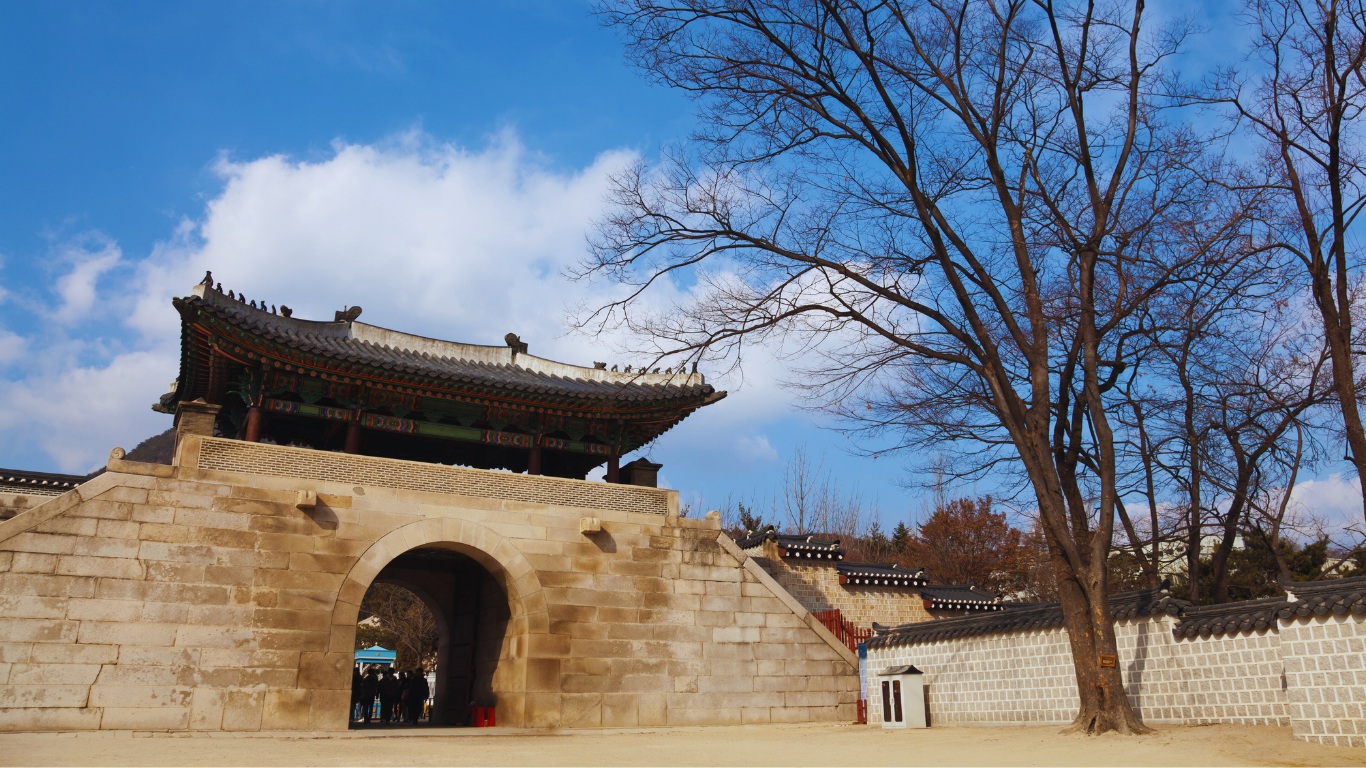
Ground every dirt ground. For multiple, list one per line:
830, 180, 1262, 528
4, 723, 1366, 767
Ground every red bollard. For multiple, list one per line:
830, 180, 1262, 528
472, 707, 486, 727
486, 707, 495, 727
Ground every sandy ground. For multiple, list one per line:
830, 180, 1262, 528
4, 723, 1366, 767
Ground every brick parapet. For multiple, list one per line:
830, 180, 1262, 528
192, 436, 675, 517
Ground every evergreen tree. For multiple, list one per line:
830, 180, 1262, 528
891, 522, 912, 555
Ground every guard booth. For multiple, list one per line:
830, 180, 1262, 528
355, 645, 396, 668
879, 665, 927, 729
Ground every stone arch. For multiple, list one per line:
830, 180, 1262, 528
325, 515, 550, 728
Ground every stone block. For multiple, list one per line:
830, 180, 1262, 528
221, 689, 265, 731
525, 657, 561, 692
0, 685, 89, 708
308, 689, 352, 730
189, 688, 225, 730
95, 519, 141, 539
78, 621, 177, 647
7, 532, 77, 555
89, 685, 193, 709
100, 706, 191, 730
0, 595, 67, 619
56, 556, 143, 580
10, 552, 58, 574
35, 516, 98, 537
72, 537, 142, 559
29, 643, 117, 665
7, 663, 101, 686
130, 505, 176, 524
0, 706, 102, 731
561, 692, 603, 727
174, 625, 257, 649
262, 688, 313, 730
298, 651, 352, 690
600, 693, 639, 727
0, 617, 79, 644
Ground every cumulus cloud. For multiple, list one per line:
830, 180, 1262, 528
1288, 473, 1364, 538
0, 129, 809, 477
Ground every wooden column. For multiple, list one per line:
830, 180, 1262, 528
244, 406, 265, 442
527, 442, 542, 476
606, 455, 620, 484
344, 418, 363, 454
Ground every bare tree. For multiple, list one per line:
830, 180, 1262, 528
780, 445, 867, 537
587, 0, 1239, 733
1219, 0, 1366, 521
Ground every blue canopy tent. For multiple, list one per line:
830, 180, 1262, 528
354, 645, 396, 668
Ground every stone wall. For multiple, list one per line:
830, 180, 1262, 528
1280, 614, 1366, 744
0, 435, 857, 732
751, 553, 932, 629
866, 608, 1365, 747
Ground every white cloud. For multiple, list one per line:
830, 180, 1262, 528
1288, 473, 1364, 537
0, 329, 26, 366
0, 129, 811, 477
735, 434, 779, 463
50, 235, 122, 325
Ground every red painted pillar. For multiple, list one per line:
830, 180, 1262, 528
344, 418, 362, 454
244, 407, 264, 442
606, 455, 620, 483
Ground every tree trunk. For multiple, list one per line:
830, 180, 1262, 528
1049, 536, 1151, 734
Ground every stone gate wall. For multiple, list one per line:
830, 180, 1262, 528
0, 435, 857, 732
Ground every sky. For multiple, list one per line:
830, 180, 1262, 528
0, 1, 1361, 540
0, 0, 927, 529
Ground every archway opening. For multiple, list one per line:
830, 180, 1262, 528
350, 546, 511, 729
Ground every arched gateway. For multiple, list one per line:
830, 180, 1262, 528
0, 277, 858, 732
335, 517, 545, 727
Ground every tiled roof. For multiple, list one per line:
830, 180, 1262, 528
837, 562, 928, 587
1279, 574, 1366, 620
737, 525, 844, 559
0, 468, 90, 497
165, 280, 725, 415
1173, 596, 1287, 639
921, 584, 1004, 611
868, 587, 1186, 649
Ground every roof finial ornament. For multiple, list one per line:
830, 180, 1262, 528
250, 300, 258, 309
593, 361, 607, 370
611, 364, 618, 372
215, 282, 222, 292
271, 304, 277, 315
228, 290, 236, 300
280, 305, 293, 318
624, 365, 632, 373
504, 333, 528, 355
335, 306, 363, 322
201, 270, 213, 286
691, 362, 698, 373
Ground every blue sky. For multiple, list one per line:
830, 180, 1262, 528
2, 1, 1361, 540
0, 1, 931, 530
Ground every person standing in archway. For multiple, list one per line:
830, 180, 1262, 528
378, 667, 401, 724
359, 666, 380, 725
349, 667, 363, 722
407, 668, 429, 723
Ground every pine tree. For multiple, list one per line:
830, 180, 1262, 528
891, 521, 912, 555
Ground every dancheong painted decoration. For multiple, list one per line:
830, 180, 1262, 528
155, 272, 726, 481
